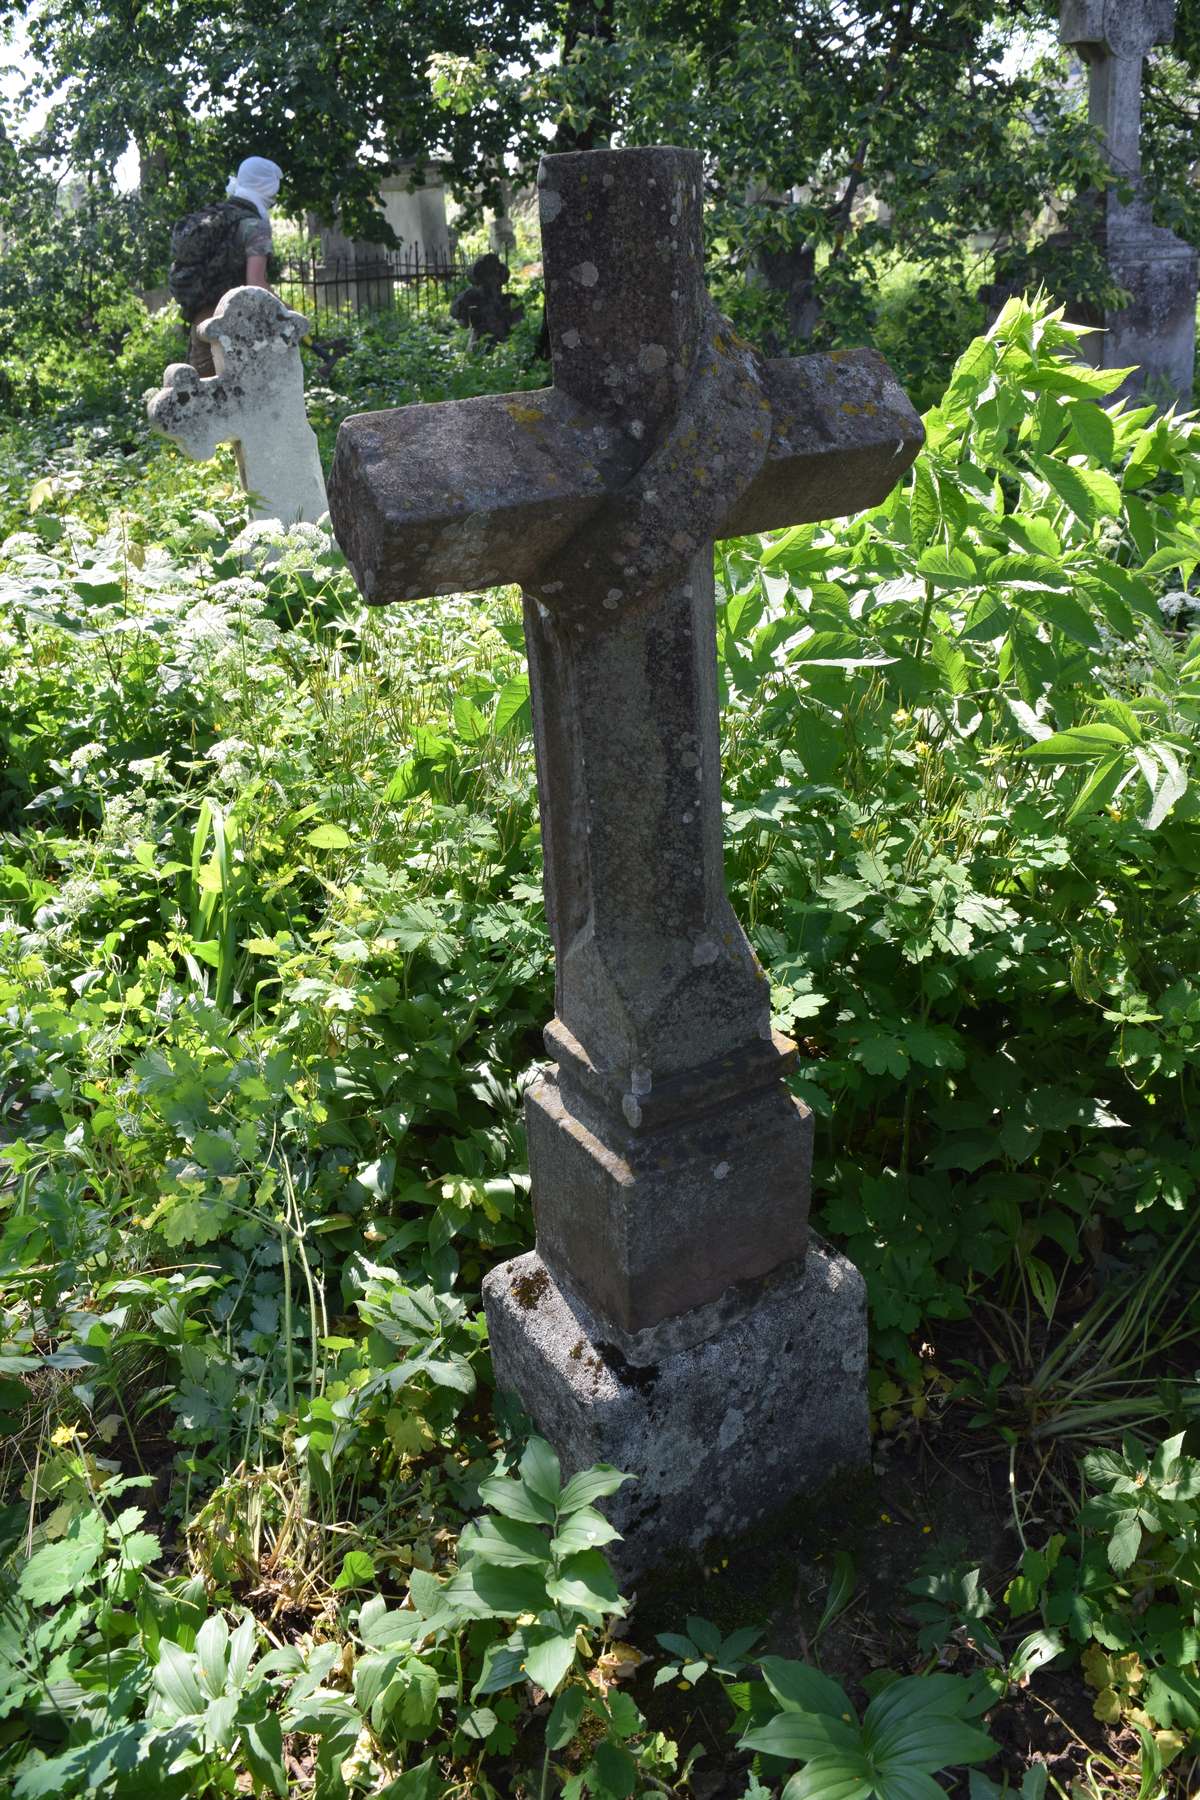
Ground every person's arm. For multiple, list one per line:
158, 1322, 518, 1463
245, 254, 270, 289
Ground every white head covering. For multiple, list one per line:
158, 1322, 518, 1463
226, 156, 282, 221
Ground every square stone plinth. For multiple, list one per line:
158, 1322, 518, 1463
483, 1239, 868, 1579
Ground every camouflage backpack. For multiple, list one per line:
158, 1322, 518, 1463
167, 198, 259, 316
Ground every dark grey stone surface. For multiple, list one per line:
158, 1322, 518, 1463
1059, 0, 1196, 401
483, 1241, 869, 1581
328, 145, 922, 1566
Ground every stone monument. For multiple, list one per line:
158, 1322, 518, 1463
327, 146, 923, 1572
449, 254, 524, 350
1060, 0, 1197, 401
148, 287, 328, 526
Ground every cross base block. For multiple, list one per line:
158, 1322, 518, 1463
483, 1240, 868, 1580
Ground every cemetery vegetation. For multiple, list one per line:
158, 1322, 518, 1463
0, 291, 1199, 1796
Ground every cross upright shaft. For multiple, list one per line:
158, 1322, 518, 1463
329, 145, 922, 1360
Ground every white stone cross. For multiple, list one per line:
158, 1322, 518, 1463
147, 287, 328, 527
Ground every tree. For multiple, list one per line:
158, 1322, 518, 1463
1, 0, 553, 255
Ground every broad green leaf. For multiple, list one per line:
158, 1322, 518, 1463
452, 693, 487, 742
1067, 401, 1115, 464
333, 1549, 378, 1590
740, 1711, 863, 1762
1033, 456, 1121, 527
460, 1514, 551, 1568
545, 1548, 623, 1620
758, 1656, 858, 1725
862, 1673, 978, 1735
551, 1506, 621, 1556
521, 1625, 579, 1694
493, 671, 531, 735
305, 822, 351, 850
1065, 755, 1125, 825
241, 1710, 288, 1798
867, 1712, 996, 1770
152, 1638, 206, 1718
1037, 593, 1103, 650
446, 1560, 549, 1619
194, 1613, 229, 1698
18, 1513, 105, 1605
1020, 724, 1131, 763
590, 1737, 638, 1798
519, 1437, 563, 1507
781, 1752, 874, 1800
916, 546, 977, 586
1107, 1512, 1141, 1575
558, 1464, 630, 1513
477, 1473, 556, 1526
546, 1684, 586, 1749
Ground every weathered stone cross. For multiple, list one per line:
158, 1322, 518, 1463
148, 286, 328, 527
1059, 0, 1196, 401
329, 146, 922, 1569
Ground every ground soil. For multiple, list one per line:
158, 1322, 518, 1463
623, 1413, 1135, 1800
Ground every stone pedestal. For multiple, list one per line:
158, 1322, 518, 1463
484, 1240, 868, 1579
1079, 204, 1197, 402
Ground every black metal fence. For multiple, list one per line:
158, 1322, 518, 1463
276, 243, 474, 328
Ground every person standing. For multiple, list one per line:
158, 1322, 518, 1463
167, 156, 282, 377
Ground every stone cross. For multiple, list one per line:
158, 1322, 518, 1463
1060, 0, 1196, 401
328, 145, 922, 1571
148, 286, 328, 526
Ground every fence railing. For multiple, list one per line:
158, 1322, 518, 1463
276, 243, 474, 329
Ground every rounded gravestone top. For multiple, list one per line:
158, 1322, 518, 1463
1102, 0, 1174, 56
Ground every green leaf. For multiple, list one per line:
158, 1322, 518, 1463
867, 1712, 996, 1770
862, 1673, 978, 1736
590, 1737, 638, 1798
333, 1549, 378, 1590
1037, 593, 1103, 650
521, 1625, 579, 1694
740, 1711, 859, 1762
519, 1437, 562, 1508
305, 822, 351, 850
461, 1515, 552, 1568
452, 693, 488, 742
241, 1709, 288, 1797
546, 1684, 586, 1749
477, 1474, 556, 1526
1033, 456, 1121, 527
781, 1753, 874, 1800
1020, 724, 1132, 763
152, 1638, 206, 1718
194, 1613, 229, 1697
18, 1513, 105, 1605
551, 1506, 621, 1556
759, 1656, 858, 1722
545, 1549, 623, 1620
1065, 755, 1125, 825
1067, 402, 1116, 464
916, 546, 977, 586
559, 1464, 630, 1513
446, 1560, 549, 1619
493, 670, 532, 735
1107, 1512, 1141, 1575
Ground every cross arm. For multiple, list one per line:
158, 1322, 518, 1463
1060, 0, 1174, 54
719, 347, 924, 539
329, 345, 922, 607
328, 388, 636, 604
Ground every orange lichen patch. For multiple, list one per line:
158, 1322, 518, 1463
841, 401, 861, 415
505, 402, 545, 427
